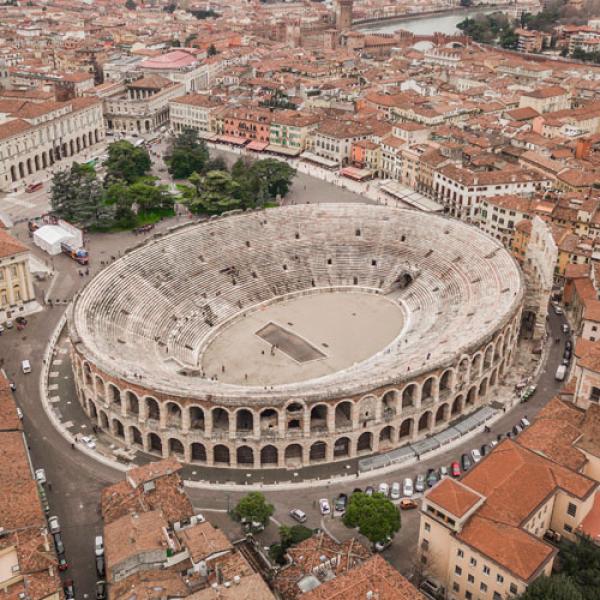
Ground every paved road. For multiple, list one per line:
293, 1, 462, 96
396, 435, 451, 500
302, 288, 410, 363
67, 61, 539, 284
1, 147, 571, 595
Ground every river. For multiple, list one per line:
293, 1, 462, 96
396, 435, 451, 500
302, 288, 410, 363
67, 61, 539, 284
356, 7, 498, 36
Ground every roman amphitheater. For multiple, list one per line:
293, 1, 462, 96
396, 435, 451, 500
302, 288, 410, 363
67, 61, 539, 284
68, 203, 524, 470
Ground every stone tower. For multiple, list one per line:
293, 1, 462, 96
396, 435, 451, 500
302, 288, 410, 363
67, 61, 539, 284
336, 0, 353, 31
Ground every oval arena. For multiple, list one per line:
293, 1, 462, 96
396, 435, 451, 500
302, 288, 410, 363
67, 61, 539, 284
68, 204, 524, 470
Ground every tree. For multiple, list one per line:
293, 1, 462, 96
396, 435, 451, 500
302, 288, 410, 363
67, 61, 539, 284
558, 537, 600, 600
233, 492, 274, 526
207, 43, 218, 56
104, 141, 151, 184
50, 162, 101, 223
127, 181, 173, 215
125, 0, 136, 9
104, 181, 135, 227
342, 492, 400, 544
165, 128, 209, 179
518, 575, 584, 600
250, 159, 296, 199
279, 525, 313, 548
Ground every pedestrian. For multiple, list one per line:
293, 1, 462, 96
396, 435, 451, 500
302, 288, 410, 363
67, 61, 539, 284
48, 482, 52, 491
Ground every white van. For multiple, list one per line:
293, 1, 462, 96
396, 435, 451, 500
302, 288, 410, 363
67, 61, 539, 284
555, 364, 566, 381
21, 360, 31, 374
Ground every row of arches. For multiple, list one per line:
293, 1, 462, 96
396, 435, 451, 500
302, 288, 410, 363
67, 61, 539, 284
9, 129, 101, 183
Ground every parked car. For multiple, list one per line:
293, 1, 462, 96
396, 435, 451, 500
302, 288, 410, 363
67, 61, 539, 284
21, 359, 31, 374
16, 407, 23, 420
439, 465, 449, 479
25, 182, 43, 193
390, 481, 401, 500
334, 494, 348, 514
461, 453, 472, 472
554, 305, 563, 315
373, 536, 392, 552
63, 579, 75, 600
57, 553, 68, 571
289, 509, 307, 523
378, 482, 389, 497
566, 341, 572, 351
562, 323, 569, 333
352, 488, 362, 495
471, 448, 482, 463
480, 444, 491, 457
555, 364, 567, 381
5, 319, 13, 329
520, 417, 531, 429
319, 498, 330, 515
414, 474, 426, 493
48, 516, 60, 534
80, 435, 96, 450
96, 581, 106, 600
489, 440, 498, 448
426, 469, 438, 488
94, 535, 104, 557
35, 468, 46, 485
399, 498, 418, 510
402, 478, 414, 497
450, 461, 461, 477
364, 486, 374, 496
513, 424, 523, 436
96, 554, 105, 578
53, 532, 65, 555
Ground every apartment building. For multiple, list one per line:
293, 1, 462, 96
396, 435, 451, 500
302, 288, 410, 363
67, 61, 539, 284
269, 110, 321, 153
0, 228, 39, 324
433, 165, 550, 222
103, 75, 184, 134
479, 194, 534, 246
169, 93, 223, 135
216, 107, 273, 144
0, 96, 104, 193
519, 86, 571, 114
307, 120, 376, 166
418, 439, 598, 600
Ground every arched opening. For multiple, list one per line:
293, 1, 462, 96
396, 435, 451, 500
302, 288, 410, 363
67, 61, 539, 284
490, 368, 498, 386
379, 426, 394, 449
191, 443, 207, 463
310, 404, 328, 432
212, 408, 229, 433
166, 402, 182, 428
439, 369, 453, 394
451, 395, 463, 416
260, 445, 278, 466
466, 386, 477, 407
333, 436, 350, 458
259, 408, 278, 432
26, 158, 32, 174
95, 376, 105, 398
286, 402, 304, 432
309, 441, 327, 463
398, 418, 413, 440
10, 165, 16, 182
421, 377, 435, 405
169, 438, 184, 457
382, 390, 398, 418
484, 345, 494, 369
471, 354, 482, 377
213, 444, 230, 465
435, 403, 449, 425
479, 378, 488, 398
148, 433, 162, 455
285, 444, 303, 466
402, 384, 416, 408
99, 411, 109, 430
69, 140, 74, 155
357, 432, 373, 454
109, 384, 121, 406
236, 409, 254, 433
18, 162, 25, 178
358, 396, 376, 424
130, 426, 143, 447
458, 358, 469, 382
335, 401, 352, 429
88, 399, 98, 421
146, 397, 160, 421
34, 155, 40, 171
112, 419, 125, 438
88, 131, 93, 145
127, 391, 139, 416
237, 445, 254, 465
418, 411, 432, 432
189, 406, 205, 431
83, 363, 92, 386
494, 339, 503, 363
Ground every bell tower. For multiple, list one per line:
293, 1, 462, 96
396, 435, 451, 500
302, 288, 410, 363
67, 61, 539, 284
335, 0, 353, 31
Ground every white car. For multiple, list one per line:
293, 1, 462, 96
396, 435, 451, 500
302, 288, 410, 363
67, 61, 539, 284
5, 319, 13, 329
489, 440, 498, 448
520, 417, 531, 429
48, 516, 60, 534
554, 305, 564, 315
390, 482, 401, 500
16, 407, 23, 420
80, 435, 96, 450
319, 499, 330, 515
95, 535, 104, 556
471, 448, 482, 463
439, 466, 449, 479
378, 482, 389, 497
35, 468, 46, 485
562, 323, 569, 333
402, 477, 414, 497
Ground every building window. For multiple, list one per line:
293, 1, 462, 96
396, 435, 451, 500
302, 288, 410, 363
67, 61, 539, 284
457, 549, 464, 558
564, 524, 573, 533
493, 593, 502, 600
480, 582, 488, 592
455, 566, 462, 576
483, 565, 490, 576
510, 583, 518, 594
465, 592, 472, 600
421, 539, 429, 551
424, 523, 431, 532
567, 503, 577, 517
470, 557, 477, 567
497, 574, 504, 584
452, 582, 460, 592
590, 387, 600, 403
468, 574, 474, 584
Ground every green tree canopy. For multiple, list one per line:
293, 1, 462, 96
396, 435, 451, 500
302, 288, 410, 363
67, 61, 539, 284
233, 492, 274, 526
104, 141, 151, 184
518, 575, 584, 600
166, 128, 210, 179
342, 492, 400, 544
125, 0, 136, 9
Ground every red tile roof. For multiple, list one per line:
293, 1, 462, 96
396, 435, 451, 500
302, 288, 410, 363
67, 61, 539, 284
425, 478, 482, 518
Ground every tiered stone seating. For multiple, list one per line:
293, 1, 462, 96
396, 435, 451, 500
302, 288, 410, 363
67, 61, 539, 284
71, 204, 523, 401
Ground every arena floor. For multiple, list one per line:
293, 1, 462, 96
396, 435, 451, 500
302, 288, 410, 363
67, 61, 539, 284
200, 291, 405, 386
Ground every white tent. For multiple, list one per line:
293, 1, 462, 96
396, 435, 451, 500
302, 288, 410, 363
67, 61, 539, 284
33, 225, 75, 256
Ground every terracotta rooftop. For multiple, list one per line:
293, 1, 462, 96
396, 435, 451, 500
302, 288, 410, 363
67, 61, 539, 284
577, 492, 600, 544
177, 521, 233, 563
575, 404, 600, 459
188, 572, 275, 600
575, 338, 600, 373
425, 478, 482, 519
126, 456, 182, 488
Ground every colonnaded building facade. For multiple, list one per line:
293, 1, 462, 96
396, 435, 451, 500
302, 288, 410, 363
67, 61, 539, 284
68, 204, 524, 469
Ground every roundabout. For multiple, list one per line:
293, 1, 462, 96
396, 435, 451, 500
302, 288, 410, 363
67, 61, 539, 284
66, 203, 524, 471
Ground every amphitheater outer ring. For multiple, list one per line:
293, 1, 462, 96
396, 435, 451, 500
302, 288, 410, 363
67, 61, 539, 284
68, 203, 524, 468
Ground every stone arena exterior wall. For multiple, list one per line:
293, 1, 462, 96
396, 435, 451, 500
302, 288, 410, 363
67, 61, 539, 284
70, 310, 521, 469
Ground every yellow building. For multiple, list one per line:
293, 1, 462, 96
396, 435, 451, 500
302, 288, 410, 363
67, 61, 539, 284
0, 229, 38, 324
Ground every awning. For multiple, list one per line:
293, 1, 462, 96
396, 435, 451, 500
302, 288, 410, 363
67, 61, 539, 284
380, 181, 444, 213
247, 140, 269, 152
217, 135, 248, 146
300, 151, 339, 169
340, 166, 373, 181
266, 144, 302, 157
198, 131, 217, 141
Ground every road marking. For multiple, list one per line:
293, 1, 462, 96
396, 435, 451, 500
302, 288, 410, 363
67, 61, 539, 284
49, 371, 59, 377
48, 384, 58, 391
49, 396, 60, 403
64, 420, 74, 428
53, 359, 63, 366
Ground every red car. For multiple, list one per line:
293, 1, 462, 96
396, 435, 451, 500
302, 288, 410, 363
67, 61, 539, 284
451, 461, 461, 478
